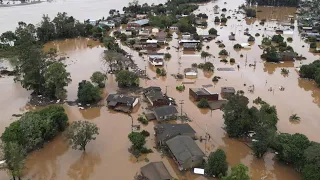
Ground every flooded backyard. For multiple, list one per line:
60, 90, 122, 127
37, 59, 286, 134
1, 0, 320, 179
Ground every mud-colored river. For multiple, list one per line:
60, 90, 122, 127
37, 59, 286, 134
1, 0, 320, 179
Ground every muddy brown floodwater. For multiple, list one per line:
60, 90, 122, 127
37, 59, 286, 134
1, 0, 320, 179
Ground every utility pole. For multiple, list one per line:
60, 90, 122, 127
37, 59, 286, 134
165, 85, 168, 95
144, 66, 147, 77
205, 124, 208, 155
179, 100, 184, 117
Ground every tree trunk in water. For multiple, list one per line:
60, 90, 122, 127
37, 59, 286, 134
12, 176, 16, 180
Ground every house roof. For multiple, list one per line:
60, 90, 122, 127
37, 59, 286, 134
184, 68, 198, 73
154, 123, 196, 142
153, 106, 178, 120
183, 43, 197, 48
144, 87, 166, 102
157, 31, 167, 41
221, 87, 235, 93
190, 88, 217, 96
279, 51, 298, 57
130, 19, 149, 26
179, 39, 200, 43
106, 94, 136, 105
166, 136, 204, 166
146, 39, 158, 44
141, 162, 172, 180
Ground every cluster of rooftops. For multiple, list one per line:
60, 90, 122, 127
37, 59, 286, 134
105, 86, 236, 179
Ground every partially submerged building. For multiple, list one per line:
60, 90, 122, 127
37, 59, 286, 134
148, 53, 164, 66
157, 31, 167, 45
189, 88, 219, 101
106, 94, 139, 112
140, 162, 172, 180
184, 68, 198, 78
166, 135, 204, 170
153, 105, 178, 121
221, 87, 235, 98
143, 86, 169, 106
154, 123, 196, 146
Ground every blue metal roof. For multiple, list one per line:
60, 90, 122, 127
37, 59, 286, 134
133, 19, 149, 25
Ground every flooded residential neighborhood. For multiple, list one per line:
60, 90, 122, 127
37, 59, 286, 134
0, 0, 320, 179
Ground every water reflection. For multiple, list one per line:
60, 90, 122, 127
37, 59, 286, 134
263, 62, 294, 74
80, 107, 102, 120
67, 152, 101, 180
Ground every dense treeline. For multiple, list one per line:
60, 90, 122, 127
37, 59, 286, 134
248, 0, 300, 7
1, 106, 68, 152
0, 13, 108, 99
222, 93, 320, 179
299, 60, 320, 86
0, 106, 68, 179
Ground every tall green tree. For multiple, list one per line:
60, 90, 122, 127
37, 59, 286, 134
65, 121, 99, 151
44, 62, 71, 99
205, 149, 228, 177
201, 51, 212, 62
1, 142, 26, 180
37, 15, 56, 43
222, 164, 250, 180
115, 70, 139, 87
77, 80, 101, 104
15, 22, 46, 94
273, 133, 310, 169
222, 93, 253, 137
90, 71, 107, 87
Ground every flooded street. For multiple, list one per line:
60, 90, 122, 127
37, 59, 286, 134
1, 0, 320, 179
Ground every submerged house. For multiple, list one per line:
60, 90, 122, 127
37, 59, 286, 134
106, 94, 139, 112
182, 43, 197, 50
157, 31, 167, 45
140, 162, 172, 180
143, 86, 169, 106
279, 51, 297, 61
166, 135, 204, 170
153, 105, 178, 121
189, 88, 219, 101
148, 53, 164, 66
184, 68, 198, 78
154, 123, 196, 146
221, 87, 235, 98
146, 39, 158, 49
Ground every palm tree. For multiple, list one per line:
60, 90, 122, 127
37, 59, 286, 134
201, 51, 212, 62
289, 114, 301, 122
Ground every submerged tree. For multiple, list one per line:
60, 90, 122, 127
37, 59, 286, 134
77, 80, 101, 104
1, 142, 26, 180
44, 62, 71, 99
65, 121, 99, 152
205, 149, 228, 177
90, 71, 107, 88
201, 51, 212, 62
289, 114, 301, 122
115, 70, 139, 87
222, 164, 250, 180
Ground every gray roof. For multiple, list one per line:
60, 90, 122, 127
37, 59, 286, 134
141, 162, 172, 180
183, 43, 197, 48
106, 94, 136, 106
190, 88, 216, 95
166, 136, 204, 166
153, 106, 178, 120
144, 87, 166, 102
157, 31, 167, 41
154, 124, 196, 142
221, 87, 235, 93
